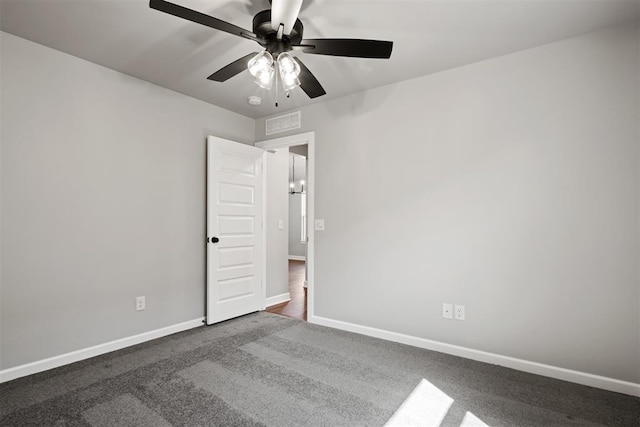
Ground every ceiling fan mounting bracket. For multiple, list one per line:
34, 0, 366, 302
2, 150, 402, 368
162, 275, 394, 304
253, 10, 303, 54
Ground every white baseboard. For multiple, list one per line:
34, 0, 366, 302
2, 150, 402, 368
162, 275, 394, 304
288, 255, 306, 261
0, 318, 205, 384
265, 292, 291, 307
308, 315, 640, 397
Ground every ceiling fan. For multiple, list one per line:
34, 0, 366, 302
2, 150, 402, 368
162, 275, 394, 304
149, 0, 393, 100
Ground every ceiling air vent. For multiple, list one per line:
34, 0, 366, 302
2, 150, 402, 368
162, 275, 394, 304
265, 111, 301, 135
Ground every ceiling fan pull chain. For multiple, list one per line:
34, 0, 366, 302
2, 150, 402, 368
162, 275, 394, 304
275, 69, 279, 107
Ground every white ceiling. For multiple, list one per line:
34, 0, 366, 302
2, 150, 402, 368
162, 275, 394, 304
1, 0, 639, 119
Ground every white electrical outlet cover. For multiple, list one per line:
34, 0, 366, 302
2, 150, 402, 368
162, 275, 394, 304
454, 305, 465, 321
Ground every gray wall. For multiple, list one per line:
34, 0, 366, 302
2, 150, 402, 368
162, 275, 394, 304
0, 32, 255, 369
265, 149, 289, 298
288, 193, 306, 258
256, 23, 640, 383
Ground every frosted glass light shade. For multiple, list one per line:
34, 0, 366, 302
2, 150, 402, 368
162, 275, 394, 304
255, 68, 274, 89
248, 51, 274, 89
277, 52, 300, 90
248, 51, 273, 77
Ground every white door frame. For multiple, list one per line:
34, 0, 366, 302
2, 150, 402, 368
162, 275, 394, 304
256, 131, 316, 321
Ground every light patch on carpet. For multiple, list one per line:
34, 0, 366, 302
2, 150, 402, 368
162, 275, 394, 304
82, 393, 172, 427
461, 411, 491, 426
385, 379, 454, 427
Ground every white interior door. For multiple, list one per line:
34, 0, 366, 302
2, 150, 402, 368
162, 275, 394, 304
207, 136, 264, 325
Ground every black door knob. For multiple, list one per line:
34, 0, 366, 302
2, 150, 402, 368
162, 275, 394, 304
211, 237, 220, 243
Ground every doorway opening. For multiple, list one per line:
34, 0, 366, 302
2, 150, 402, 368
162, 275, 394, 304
257, 132, 315, 323
267, 149, 308, 320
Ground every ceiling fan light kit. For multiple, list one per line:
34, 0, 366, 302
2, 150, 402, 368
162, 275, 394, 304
149, 0, 393, 105
247, 50, 301, 93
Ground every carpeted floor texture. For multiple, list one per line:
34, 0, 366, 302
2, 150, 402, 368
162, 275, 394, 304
1, 312, 638, 426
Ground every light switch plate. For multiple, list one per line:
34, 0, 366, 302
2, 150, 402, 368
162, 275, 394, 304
442, 303, 453, 319
278, 219, 284, 230
314, 219, 325, 231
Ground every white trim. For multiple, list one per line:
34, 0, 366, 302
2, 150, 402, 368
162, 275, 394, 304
0, 318, 204, 384
288, 255, 306, 261
261, 151, 268, 310
265, 292, 292, 307
308, 315, 640, 397
256, 131, 315, 321
256, 131, 314, 150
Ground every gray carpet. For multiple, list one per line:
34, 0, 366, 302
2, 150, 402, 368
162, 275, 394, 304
1, 312, 638, 426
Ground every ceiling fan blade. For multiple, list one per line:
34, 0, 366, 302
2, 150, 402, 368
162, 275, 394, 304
271, 0, 303, 35
207, 52, 259, 82
149, 0, 263, 43
297, 38, 393, 58
295, 58, 326, 99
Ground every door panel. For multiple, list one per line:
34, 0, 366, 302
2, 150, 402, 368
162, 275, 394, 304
207, 136, 264, 324
218, 183, 255, 205
218, 216, 255, 235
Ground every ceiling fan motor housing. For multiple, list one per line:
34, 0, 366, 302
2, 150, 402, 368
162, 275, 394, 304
253, 10, 304, 55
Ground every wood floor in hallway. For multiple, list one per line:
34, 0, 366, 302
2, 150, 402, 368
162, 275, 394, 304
265, 260, 307, 321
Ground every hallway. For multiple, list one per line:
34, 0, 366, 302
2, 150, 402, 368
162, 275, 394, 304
265, 260, 306, 321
